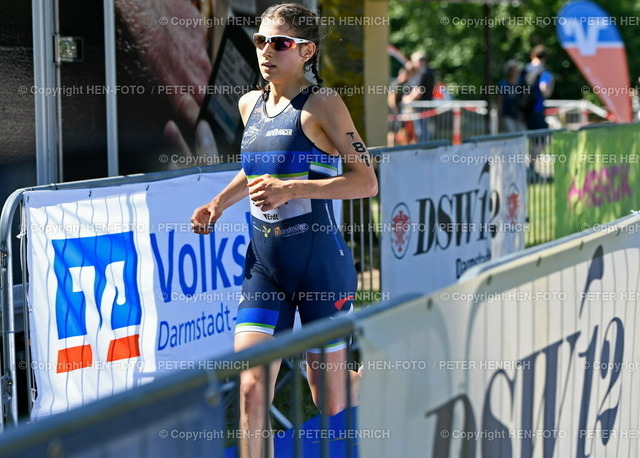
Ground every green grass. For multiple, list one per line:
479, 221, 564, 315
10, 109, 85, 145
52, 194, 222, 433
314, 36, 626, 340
526, 181, 556, 247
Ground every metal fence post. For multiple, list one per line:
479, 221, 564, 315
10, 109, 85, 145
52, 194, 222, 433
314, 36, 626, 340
0, 189, 24, 429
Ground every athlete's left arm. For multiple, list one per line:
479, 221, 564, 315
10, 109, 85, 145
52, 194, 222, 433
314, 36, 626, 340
248, 91, 378, 211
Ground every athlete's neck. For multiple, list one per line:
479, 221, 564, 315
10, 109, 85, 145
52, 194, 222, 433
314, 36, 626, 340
267, 77, 314, 104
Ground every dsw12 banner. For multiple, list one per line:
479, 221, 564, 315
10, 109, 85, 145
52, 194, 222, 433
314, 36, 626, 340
379, 137, 527, 297
360, 213, 640, 457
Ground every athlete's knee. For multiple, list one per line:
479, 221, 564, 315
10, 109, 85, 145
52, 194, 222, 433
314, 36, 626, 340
314, 395, 346, 417
239, 370, 266, 408
326, 404, 346, 417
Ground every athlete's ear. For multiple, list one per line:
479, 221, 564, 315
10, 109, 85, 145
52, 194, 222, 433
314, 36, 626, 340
300, 42, 316, 60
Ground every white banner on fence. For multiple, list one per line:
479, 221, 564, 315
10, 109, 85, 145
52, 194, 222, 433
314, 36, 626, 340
26, 171, 249, 418
359, 213, 640, 457
380, 137, 527, 297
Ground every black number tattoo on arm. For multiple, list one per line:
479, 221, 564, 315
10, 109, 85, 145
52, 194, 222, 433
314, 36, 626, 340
346, 132, 370, 166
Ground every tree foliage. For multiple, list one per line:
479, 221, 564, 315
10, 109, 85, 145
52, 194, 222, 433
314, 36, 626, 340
320, 0, 365, 134
389, 1, 640, 105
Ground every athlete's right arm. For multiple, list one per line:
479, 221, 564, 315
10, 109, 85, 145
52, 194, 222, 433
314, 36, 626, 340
191, 169, 249, 234
190, 90, 261, 234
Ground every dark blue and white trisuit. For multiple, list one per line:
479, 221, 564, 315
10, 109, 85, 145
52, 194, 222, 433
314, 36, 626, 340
236, 86, 356, 353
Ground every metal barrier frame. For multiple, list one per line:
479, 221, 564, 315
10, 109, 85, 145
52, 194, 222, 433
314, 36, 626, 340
0, 287, 419, 456
400, 100, 490, 145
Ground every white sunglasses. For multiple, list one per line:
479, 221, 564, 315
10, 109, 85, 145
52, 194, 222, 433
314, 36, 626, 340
253, 33, 311, 51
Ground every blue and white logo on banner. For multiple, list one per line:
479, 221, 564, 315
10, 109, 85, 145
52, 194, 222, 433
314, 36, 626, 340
52, 232, 142, 370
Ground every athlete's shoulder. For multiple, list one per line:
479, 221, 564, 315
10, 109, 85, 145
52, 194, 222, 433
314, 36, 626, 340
238, 89, 262, 110
239, 90, 263, 124
305, 86, 348, 118
307, 85, 343, 103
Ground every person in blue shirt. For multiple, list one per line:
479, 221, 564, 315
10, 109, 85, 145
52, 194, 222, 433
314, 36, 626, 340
520, 45, 555, 182
520, 45, 555, 130
191, 3, 377, 457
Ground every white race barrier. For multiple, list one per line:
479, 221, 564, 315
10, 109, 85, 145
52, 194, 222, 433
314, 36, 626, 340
25, 171, 250, 418
360, 212, 640, 457
380, 136, 527, 297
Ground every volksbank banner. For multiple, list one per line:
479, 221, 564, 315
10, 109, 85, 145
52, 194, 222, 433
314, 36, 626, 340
25, 172, 249, 418
380, 137, 527, 296
554, 123, 640, 239
359, 212, 640, 457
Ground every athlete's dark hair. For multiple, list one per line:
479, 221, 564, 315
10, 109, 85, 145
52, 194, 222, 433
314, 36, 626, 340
260, 3, 323, 87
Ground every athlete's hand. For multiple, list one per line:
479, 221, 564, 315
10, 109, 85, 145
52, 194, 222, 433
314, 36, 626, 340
248, 174, 292, 211
190, 201, 223, 235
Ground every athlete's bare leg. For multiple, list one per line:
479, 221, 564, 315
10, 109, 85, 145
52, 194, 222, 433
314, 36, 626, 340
235, 331, 282, 458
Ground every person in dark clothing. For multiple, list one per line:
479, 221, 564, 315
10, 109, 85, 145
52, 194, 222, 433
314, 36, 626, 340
520, 45, 555, 182
498, 59, 525, 133
519, 45, 554, 130
402, 51, 436, 142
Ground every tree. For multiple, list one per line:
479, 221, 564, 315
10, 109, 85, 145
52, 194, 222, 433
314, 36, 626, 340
320, 0, 365, 135
389, 1, 640, 107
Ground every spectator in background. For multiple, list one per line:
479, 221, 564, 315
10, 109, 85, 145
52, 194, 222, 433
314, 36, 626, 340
520, 45, 555, 183
498, 59, 525, 133
519, 45, 554, 130
402, 51, 436, 143
387, 65, 416, 145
